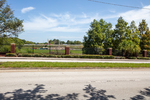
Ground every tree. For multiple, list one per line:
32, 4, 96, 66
128, 21, 140, 45
140, 31, 150, 51
118, 40, 141, 57
83, 19, 105, 54
112, 17, 129, 50
0, 0, 23, 37
99, 19, 113, 49
138, 19, 149, 36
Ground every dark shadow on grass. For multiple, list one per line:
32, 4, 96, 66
0, 84, 79, 100
83, 84, 116, 100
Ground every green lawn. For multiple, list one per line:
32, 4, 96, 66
0, 62, 150, 68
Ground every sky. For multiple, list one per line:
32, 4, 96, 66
6, 0, 150, 43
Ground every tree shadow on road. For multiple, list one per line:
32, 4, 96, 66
2, 84, 149, 100
130, 87, 150, 100
83, 84, 116, 100
0, 84, 79, 100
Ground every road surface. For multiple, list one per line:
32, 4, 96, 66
0, 69, 150, 100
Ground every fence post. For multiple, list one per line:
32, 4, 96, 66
143, 50, 147, 57
33, 45, 34, 54
108, 48, 112, 55
11, 43, 15, 53
65, 47, 69, 55
49, 46, 51, 54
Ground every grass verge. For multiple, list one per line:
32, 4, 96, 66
0, 62, 150, 68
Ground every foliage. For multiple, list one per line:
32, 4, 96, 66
0, 0, 23, 37
83, 19, 105, 54
0, 45, 10, 52
49, 39, 82, 45
118, 40, 141, 57
137, 57, 150, 60
99, 19, 113, 49
112, 17, 129, 49
5, 53, 16, 57
128, 57, 137, 59
17, 53, 115, 59
138, 19, 149, 35
0, 37, 24, 52
128, 21, 140, 45
140, 31, 150, 50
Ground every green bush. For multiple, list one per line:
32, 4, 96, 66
72, 55, 79, 58
115, 56, 125, 59
137, 57, 150, 60
46, 55, 57, 58
42, 54, 47, 57
18, 54, 22, 57
61, 55, 73, 58
129, 57, 137, 59
33, 54, 41, 57
22, 54, 33, 57
5, 53, 16, 57
0, 45, 10, 52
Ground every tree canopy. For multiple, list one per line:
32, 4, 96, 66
83, 17, 150, 56
83, 19, 105, 54
0, 0, 23, 37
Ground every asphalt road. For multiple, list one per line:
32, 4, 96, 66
1, 57, 150, 63
0, 69, 150, 100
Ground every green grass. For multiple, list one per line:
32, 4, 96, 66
19, 47, 83, 54
0, 62, 150, 68
70, 50, 82, 54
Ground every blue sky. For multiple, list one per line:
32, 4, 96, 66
6, 0, 150, 43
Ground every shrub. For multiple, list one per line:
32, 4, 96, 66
62, 55, 73, 58
22, 54, 33, 57
18, 54, 22, 57
5, 53, 16, 57
115, 56, 125, 59
137, 57, 150, 60
0, 45, 10, 52
33, 54, 41, 57
129, 57, 137, 59
42, 55, 47, 57
46, 55, 57, 58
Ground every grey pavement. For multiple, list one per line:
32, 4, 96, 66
1, 57, 150, 63
0, 69, 150, 100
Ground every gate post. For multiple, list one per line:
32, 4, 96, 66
65, 47, 69, 55
11, 43, 15, 53
143, 50, 147, 57
108, 48, 112, 55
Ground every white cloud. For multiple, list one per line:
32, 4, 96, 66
21, 7, 35, 13
118, 5, 150, 26
23, 5, 150, 33
23, 13, 98, 32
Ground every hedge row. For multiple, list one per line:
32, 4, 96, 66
5, 53, 150, 60
5, 53, 114, 59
